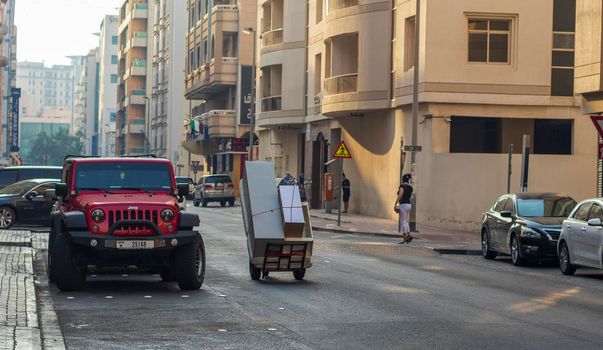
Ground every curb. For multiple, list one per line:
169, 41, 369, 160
312, 225, 402, 239
431, 248, 482, 256
0, 241, 31, 247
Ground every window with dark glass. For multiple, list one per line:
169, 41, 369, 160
534, 119, 572, 155
450, 117, 502, 153
551, 0, 576, 96
468, 18, 511, 63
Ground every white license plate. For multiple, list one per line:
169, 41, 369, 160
116, 240, 154, 249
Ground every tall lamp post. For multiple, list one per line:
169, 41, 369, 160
242, 26, 256, 161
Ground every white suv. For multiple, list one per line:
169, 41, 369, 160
193, 174, 235, 207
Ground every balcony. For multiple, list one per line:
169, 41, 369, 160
261, 96, 282, 112
126, 119, 145, 134
324, 73, 358, 95
129, 147, 146, 155
205, 110, 236, 138
126, 89, 146, 105
326, 0, 358, 14
186, 58, 237, 99
131, 32, 147, 48
132, 3, 148, 19
262, 28, 283, 47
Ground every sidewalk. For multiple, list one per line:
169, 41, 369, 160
0, 230, 64, 350
309, 209, 481, 253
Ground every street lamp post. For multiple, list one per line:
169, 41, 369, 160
242, 27, 256, 161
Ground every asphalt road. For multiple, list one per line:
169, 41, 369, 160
41, 201, 603, 349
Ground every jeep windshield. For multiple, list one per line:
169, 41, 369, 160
75, 162, 173, 192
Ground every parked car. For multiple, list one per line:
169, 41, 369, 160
481, 192, 576, 266
0, 178, 60, 229
558, 198, 603, 275
194, 174, 235, 207
0, 166, 62, 189
175, 176, 195, 199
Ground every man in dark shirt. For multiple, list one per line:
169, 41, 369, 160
341, 173, 351, 213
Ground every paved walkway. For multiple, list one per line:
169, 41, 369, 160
0, 230, 63, 350
309, 209, 481, 253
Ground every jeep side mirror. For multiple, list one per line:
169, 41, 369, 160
43, 189, 57, 201
55, 183, 68, 198
177, 183, 189, 197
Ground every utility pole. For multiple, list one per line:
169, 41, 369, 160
409, 0, 421, 232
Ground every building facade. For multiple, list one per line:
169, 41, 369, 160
19, 107, 71, 162
117, 0, 150, 156
150, 0, 186, 163
256, 0, 595, 231
97, 15, 119, 157
16, 62, 73, 118
182, 0, 257, 194
72, 49, 99, 156
1, 0, 17, 165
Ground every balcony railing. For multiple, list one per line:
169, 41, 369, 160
324, 73, 358, 95
134, 3, 148, 10
131, 89, 146, 96
261, 95, 282, 112
326, 0, 358, 13
133, 58, 146, 67
133, 31, 147, 38
262, 28, 284, 47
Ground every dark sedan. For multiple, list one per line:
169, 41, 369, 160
481, 192, 576, 266
0, 179, 59, 229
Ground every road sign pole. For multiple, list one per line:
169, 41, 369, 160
337, 158, 343, 227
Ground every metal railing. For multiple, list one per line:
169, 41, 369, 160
327, 0, 358, 13
324, 73, 358, 95
262, 28, 284, 47
133, 58, 146, 67
261, 95, 282, 112
131, 89, 146, 96
133, 31, 148, 38
134, 3, 148, 10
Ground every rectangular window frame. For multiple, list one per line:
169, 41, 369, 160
466, 14, 516, 66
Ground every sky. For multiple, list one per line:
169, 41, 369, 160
15, 0, 120, 66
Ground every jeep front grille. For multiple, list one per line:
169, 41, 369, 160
108, 209, 160, 237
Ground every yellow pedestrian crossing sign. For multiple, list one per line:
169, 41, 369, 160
332, 141, 352, 159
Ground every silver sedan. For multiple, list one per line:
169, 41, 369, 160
558, 198, 603, 275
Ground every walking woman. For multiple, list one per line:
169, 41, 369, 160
395, 174, 414, 244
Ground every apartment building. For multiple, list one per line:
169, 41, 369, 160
182, 0, 257, 194
149, 0, 186, 163
117, 0, 150, 156
97, 15, 119, 157
72, 49, 99, 156
256, 0, 595, 231
16, 62, 73, 118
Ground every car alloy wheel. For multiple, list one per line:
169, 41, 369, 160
0, 207, 15, 229
481, 231, 497, 259
510, 235, 525, 266
195, 242, 203, 277
559, 243, 576, 275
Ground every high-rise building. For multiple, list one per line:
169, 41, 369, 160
97, 15, 119, 156
182, 0, 257, 195
116, 0, 150, 156
253, 0, 594, 231
72, 49, 99, 156
149, 0, 186, 164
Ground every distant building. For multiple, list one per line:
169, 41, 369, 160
97, 15, 119, 157
19, 107, 71, 163
116, 0, 149, 156
16, 62, 73, 118
72, 49, 99, 156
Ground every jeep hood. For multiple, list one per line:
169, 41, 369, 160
73, 193, 179, 209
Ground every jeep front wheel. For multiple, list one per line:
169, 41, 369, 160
53, 232, 86, 291
175, 234, 206, 290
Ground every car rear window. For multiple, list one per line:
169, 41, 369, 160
205, 176, 232, 184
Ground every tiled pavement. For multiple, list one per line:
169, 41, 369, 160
0, 230, 55, 350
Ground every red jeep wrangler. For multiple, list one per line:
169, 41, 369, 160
47, 156, 205, 292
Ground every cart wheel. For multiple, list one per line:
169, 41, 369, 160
293, 268, 306, 280
249, 262, 261, 280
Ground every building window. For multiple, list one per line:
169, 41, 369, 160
467, 18, 511, 63
314, 54, 322, 94
223, 32, 238, 58
316, 0, 323, 23
450, 117, 573, 155
551, 0, 576, 96
112, 36, 118, 45
534, 119, 572, 155
111, 55, 118, 64
111, 74, 118, 84
404, 16, 415, 71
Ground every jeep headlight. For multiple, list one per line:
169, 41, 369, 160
91, 209, 105, 223
161, 208, 175, 222
520, 226, 542, 239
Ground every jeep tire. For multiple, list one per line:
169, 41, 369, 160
53, 232, 86, 291
175, 234, 206, 290
47, 231, 56, 283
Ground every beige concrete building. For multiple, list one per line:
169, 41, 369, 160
117, 0, 150, 156
182, 0, 257, 194
256, 0, 596, 231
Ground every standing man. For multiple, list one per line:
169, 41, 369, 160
341, 173, 351, 213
